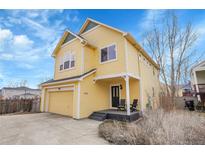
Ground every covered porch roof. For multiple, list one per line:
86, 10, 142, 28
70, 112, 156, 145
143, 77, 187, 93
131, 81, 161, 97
93, 73, 142, 116
93, 73, 140, 82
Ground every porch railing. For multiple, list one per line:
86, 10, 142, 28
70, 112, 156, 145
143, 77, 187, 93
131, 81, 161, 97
193, 84, 205, 93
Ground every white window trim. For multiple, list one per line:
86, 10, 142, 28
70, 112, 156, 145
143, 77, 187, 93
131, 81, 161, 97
59, 51, 76, 72
99, 43, 117, 64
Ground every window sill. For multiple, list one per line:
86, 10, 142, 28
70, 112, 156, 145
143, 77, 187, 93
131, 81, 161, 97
100, 58, 117, 65
59, 67, 76, 73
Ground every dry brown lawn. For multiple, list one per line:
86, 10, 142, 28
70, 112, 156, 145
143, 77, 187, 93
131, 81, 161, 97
98, 109, 205, 145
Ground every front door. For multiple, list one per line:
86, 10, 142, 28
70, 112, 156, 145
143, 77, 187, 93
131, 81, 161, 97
111, 86, 120, 107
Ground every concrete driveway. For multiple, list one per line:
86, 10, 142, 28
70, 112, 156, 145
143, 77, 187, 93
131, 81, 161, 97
0, 113, 108, 145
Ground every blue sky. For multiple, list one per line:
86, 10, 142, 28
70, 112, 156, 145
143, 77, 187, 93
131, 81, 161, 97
0, 10, 205, 88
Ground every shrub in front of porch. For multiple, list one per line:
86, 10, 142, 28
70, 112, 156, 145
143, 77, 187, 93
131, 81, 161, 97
98, 109, 205, 144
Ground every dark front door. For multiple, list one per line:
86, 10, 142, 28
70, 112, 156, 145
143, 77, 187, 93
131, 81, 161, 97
111, 86, 120, 107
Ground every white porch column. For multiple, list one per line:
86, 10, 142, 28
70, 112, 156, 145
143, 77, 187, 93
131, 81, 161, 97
125, 75, 130, 115
194, 70, 201, 102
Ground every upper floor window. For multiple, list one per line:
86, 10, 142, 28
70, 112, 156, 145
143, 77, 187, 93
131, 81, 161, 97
100, 44, 116, 63
59, 57, 64, 71
59, 52, 75, 71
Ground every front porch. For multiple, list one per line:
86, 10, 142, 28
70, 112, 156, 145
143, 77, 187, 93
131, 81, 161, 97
89, 109, 142, 122
89, 73, 142, 121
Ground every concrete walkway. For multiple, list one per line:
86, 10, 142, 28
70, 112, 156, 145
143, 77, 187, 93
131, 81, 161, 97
0, 113, 108, 145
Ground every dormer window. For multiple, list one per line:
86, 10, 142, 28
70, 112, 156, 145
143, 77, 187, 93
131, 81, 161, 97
100, 44, 116, 63
59, 52, 75, 71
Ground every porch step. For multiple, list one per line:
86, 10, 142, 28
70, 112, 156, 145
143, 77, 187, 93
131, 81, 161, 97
89, 112, 107, 121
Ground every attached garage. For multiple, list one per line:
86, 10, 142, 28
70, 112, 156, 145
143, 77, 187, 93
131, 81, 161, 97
48, 90, 73, 117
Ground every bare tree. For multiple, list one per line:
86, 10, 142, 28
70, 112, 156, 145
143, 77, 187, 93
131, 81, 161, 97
143, 11, 201, 106
7, 80, 28, 88
19, 80, 27, 87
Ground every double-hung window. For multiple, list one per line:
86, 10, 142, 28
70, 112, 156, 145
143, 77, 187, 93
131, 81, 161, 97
70, 54, 75, 68
100, 44, 116, 63
64, 53, 70, 69
59, 52, 75, 71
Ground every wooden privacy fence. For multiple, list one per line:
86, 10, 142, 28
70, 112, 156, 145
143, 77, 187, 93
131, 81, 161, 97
159, 95, 174, 111
159, 95, 199, 111
0, 98, 40, 115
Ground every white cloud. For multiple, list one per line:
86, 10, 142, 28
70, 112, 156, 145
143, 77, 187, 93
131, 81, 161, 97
17, 63, 34, 69
72, 16, 79, 22
139, 10, 166, 30
13, 35, 34, 49
22, 17, 54, 41
0, 27, 37, 65
7, 10, 64, 25
0, 72, 4, 79
0, 28, 13, 42
0, 53, 13, 60
0, 10, 80, 88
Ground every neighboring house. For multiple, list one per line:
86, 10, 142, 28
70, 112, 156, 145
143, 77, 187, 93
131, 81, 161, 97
191, 60, 205, 104
0, 87, 41, 99
181, 82, 193, 97
160, 81, 193, 97
40, 18, 160, 119
0, 89, 2, 100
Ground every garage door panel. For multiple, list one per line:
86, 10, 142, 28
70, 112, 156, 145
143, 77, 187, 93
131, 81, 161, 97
49, 91, 73, 116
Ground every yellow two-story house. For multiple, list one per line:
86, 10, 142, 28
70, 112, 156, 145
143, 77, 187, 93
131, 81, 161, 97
40, 18, 160, 119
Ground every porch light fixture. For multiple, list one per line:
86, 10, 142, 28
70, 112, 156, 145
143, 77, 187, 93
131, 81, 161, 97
120, 84, 123, 90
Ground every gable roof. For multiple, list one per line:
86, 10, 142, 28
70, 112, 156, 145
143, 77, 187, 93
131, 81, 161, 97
79, 18, 126, 35
79, 18, 160, 70
51, 30, 95, 57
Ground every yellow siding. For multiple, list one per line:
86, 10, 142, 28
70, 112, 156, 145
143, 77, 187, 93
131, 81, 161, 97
79, 75, 140, 118
81, 25, 126, 76
129, 79, 141, 110
41, 20, 161, 119
83, 46, 96, 73
139, 55, 160, 109
54, 39, 82, 80
126, 40, 140, 77
80, 74, 109, 118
